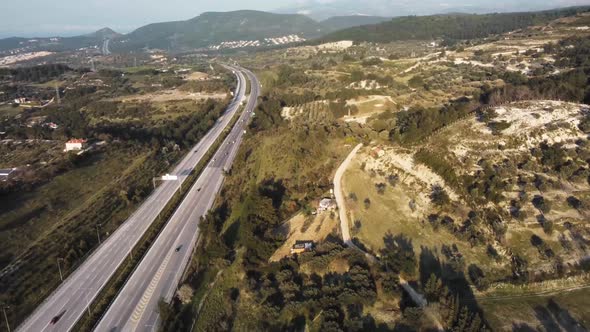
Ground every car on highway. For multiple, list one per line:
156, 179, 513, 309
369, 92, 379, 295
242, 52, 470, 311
175, 245, 183, 252
50, 310, 66, 325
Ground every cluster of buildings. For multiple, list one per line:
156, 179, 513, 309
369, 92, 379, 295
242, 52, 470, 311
208, 35, 305, 50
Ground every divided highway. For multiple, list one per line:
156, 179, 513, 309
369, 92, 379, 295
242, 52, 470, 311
95, 68, 259, 331
16, 65, 249, 332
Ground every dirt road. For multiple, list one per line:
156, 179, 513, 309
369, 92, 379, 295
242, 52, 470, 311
333, 143, 443, 331
334, 143, 362, 246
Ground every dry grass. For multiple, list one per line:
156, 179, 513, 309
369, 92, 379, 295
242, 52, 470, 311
269, 212, 339, 262
113, 89, 226, 103
342, 156, 495, 269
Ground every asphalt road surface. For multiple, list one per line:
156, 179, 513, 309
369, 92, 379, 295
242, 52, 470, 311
16, 65, 248, 332
94, 67, 260, 332
102, 39, 111, 55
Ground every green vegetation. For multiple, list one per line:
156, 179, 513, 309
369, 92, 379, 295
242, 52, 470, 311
116, 10, 320, 51
319, 7, 590, 44
0, 64, 234, 325
0, 64, 74, 83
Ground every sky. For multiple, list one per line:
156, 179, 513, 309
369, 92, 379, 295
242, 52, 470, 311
0, 0, 284, 38
1, 0, 589, 38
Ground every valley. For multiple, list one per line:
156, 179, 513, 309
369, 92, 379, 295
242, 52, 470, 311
1, 4, 590, 332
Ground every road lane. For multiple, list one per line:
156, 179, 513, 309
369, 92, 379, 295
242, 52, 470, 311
94, 67, 260, 332
16, 66, 247, 332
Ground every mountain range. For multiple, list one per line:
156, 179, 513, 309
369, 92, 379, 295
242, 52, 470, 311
275, 0, 590, 20
111, 10, 391, 51
318, 6, 590, 44
0, 11, 391, 53
0, 28, 120, 53
2, 4, 590, 54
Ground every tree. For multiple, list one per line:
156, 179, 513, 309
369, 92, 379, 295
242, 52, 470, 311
387, 174, 399, 187
424, 273, 444, 301
380, 233, 416, 276
375, 183, 386, 195
430, 184, 450, 206
532, 195, 551, 214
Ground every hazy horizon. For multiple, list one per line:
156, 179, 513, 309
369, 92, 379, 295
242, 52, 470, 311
1, 0, 589, 38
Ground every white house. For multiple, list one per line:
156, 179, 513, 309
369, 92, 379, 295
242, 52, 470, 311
0, 168, 17, 181
318, 198, 336, 212
65, 138, 87, 152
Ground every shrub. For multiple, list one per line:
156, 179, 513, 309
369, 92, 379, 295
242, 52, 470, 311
532, 195, 551, 214
375, 183, 387, 195
430, 184, 450, 206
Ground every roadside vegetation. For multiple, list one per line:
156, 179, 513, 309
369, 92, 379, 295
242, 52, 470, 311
0, 63, 234, 325
161, 11, 590, 332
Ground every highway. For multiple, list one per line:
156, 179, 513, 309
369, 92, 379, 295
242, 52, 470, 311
94, 67, 259, 332
16, 65, 248, 332
101, 39, 111, 55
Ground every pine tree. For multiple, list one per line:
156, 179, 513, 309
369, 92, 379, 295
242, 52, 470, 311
453, 306, 471, 332
467, 313, 482, 332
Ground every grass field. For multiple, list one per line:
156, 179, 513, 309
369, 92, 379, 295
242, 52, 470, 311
480, 287, 590, 331
0, 144, 148, 259
342, 158, 496, 270
0, 104, 21, 118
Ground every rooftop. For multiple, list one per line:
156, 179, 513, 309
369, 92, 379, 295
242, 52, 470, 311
66, 138, 87, 144
0, 168, 16, 177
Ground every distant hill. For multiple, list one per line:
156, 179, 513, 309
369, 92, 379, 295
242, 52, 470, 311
320, 15, 391, 32
113, 10, 324, 51
0, 28, 120, 53
2, 6, 589, 54
84, 28, 119, 40
317, 6, 590, 44
276, 0, 589, 20
113, 11, 399, 51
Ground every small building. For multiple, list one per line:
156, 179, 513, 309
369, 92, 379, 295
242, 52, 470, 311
290, 240, 314, 255
43, 122, 59, 130
65, 138, 88, 152
0, 168, 17, 181
318, 198, 335, 212
370, 146, 385, 158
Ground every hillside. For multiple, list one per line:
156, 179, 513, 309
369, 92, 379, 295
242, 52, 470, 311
276, 0, 585, 20
0, 28, 119, 53
159, 11, 590, 331
318, 6, 590, 44
0, 11, 394, 54
115, 11, 401, 51
113, 10, 323, 51
320, 15, 391, 31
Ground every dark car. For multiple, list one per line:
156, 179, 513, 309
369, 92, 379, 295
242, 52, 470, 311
50, 310, 66, 325
175, 245, 183, 252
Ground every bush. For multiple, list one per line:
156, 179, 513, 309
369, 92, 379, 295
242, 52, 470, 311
387, 174, 399, 187
532, 195, 551, 214
364, 198, 371, 209
430, 184, 450, 206
543, 219, 554, 235
375, 183, 386, 195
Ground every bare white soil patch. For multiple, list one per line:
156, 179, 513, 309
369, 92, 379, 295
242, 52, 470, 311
363, 147, 460, 201
476, 100, 587, 149
0, 51, 54, 66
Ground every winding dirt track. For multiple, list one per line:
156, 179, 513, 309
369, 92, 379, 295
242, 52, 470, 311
333, 143, 443, 331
